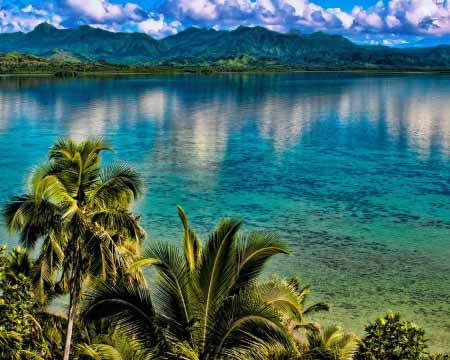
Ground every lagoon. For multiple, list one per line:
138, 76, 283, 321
0, 73, 449, 350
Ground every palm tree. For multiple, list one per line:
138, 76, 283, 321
301, 325, 359, 360
4, 138, 145, 360
281, 277, 329, 334
82, 207, 308, 359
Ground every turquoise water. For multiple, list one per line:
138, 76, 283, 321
1, 74, 450, 350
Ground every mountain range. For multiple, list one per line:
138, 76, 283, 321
2, 23, 450, 69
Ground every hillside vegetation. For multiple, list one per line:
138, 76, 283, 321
2, 23, 450, 70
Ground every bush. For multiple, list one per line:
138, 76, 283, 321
355, 312, 427, 360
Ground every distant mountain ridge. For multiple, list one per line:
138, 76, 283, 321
2, 23, 450, 69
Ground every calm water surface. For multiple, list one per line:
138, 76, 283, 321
0, 73, 449, 350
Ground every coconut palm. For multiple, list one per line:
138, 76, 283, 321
4, 138, 145, 360
82, 207, 308, 360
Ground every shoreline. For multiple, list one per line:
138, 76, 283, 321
3, 68, 450, 77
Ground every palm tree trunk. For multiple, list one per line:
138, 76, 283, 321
63, 295, 77, 360
63, 245, 82, 360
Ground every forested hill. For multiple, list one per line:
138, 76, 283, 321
2, 23, 450, 69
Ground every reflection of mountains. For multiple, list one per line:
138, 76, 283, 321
1, 74, 450, 159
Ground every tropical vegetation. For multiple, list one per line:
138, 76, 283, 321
4, 139, 146, 360
81, 206, 333, 359
4, 23, 450, 73
356, 312, 428, 360
0, 245, 50, 359
1, 138, 449, 359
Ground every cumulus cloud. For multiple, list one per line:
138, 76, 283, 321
350, 0, 450, 35
2, 0, 450, 43
157, 0, 450, 38
0, 5, 62, 32
137, 13, 182, 38
63, 0, 146, 23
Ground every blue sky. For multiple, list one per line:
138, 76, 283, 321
2, 0, 450, 46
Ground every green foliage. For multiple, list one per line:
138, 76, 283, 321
355, 312, 428, 360
0, 245, 50, 359
2, 23, 450, 70
424, 354, 450, 360
75, 330, 150, 360
81, 207, 316, 359
4, 138, 146, 359
300, 325, 359, 360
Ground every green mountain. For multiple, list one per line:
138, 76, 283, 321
2, 22, 450, 69
158, 26, 355, 64
0, 23, 160, 64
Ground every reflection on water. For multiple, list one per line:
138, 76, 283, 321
2, 74, 450, 158
1, 73, 450, 350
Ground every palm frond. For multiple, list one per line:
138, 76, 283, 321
127, 258, 162, 274
92, 209, 146, 242
90, 163, 143, 208
177, 206, 202, 273
303, 302, 330, 315
196, 218, 242, 349
84, 228, 131, 281
143, 242, 193, 342
49, 138, 80, 160
3, 195, 62, 248
224, 339, 293, 360
305, 325, 359, 360
235, 232, 288, 290
82, 281, 160, 352
28, 161, 73, 205
76, 343, 124, 360
79, 138, 112, 164
256, 280, 307, 323
32, 232, 65, 304
164, 340, 199, 360
207, 286, 291, 359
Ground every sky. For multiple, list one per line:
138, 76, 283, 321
2, 0, 450, 46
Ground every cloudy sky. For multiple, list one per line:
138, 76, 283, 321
2, 0, 450, 46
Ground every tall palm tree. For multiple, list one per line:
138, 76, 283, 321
82, 207, 307, 360
4, 138, 145, 360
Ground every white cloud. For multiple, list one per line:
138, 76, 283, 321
21, 5, 48, 16
0, 6, 62, 32
65, 0, 138, 22
158, 0, 450, 37
137, 14, 182, 38
3, 0, 450, 44
382, 38, 408, 45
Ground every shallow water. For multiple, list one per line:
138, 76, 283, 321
0, 73, 449, 350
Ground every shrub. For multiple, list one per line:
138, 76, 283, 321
355, 312, 427, 360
